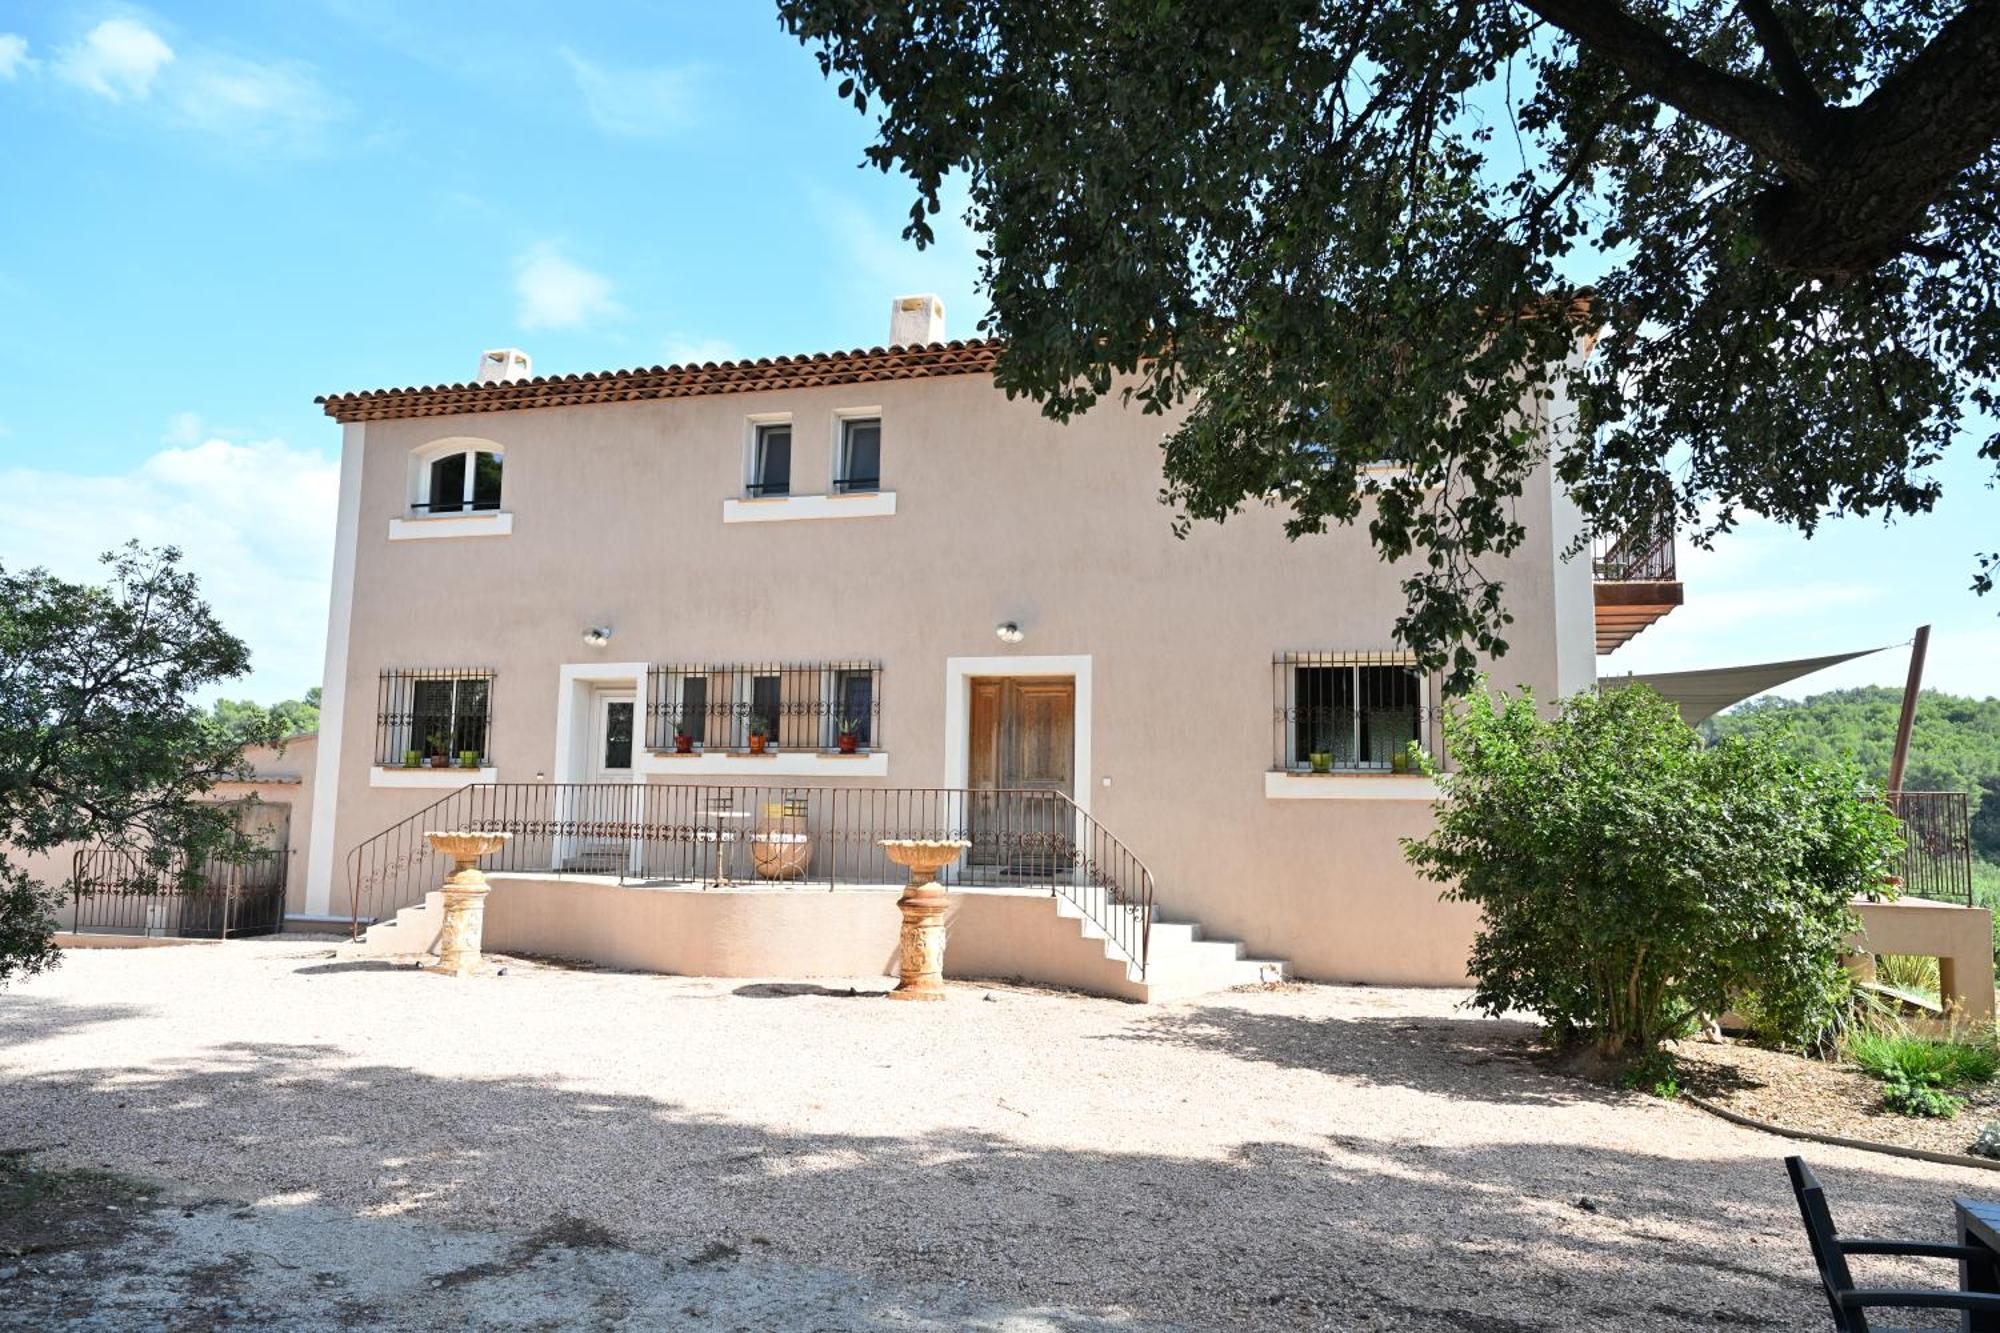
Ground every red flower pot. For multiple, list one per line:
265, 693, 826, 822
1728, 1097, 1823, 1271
837, 733, 859, 754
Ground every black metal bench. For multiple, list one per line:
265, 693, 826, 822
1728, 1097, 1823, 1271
1788, 1155, 2000, 1330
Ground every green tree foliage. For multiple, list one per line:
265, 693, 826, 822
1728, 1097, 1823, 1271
1703, 687, 2000, 859
0, 546, 272, 986
779, 2, 2000, 688
210, 689, 320, 744
1406, 684, 1901, 1055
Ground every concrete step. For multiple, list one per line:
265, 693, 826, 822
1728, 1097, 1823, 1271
1048, 893, 1287, 1001
354, 892, 443, 956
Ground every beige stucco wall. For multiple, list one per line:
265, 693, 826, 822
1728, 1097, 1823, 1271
6, 733, 315, 930
1850, 897, 1997, 1027
369, 876, 1157, 1001
312, 372, 1594, 984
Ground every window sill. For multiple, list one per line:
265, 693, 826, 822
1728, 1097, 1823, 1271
372, 766, 499, 788
389, 511, 513, 541
721, 492, 897, 524
636, 750, 889, 778
1263, 771, 1440, 801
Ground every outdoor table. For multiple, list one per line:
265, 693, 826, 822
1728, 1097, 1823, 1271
1954, 1197, 2000, 1329
695, 810, 753, 885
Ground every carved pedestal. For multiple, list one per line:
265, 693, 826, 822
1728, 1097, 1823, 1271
423, 831, 512, 977
878, 839, 971, 1001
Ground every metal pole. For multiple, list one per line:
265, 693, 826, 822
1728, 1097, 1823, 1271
1886, 625, 1930, 797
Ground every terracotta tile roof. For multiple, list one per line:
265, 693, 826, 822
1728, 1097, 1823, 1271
317, 339, 1003, 423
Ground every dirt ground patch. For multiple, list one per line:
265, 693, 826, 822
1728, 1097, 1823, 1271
1675, 1037, 2000, 1158
7, 939, 2000, 1329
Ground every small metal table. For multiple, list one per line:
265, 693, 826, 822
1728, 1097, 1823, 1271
1955, 1198, 2000, 1330
695, 810, 752, 885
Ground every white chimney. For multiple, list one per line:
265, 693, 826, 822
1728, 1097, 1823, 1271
888, 294, 946, 348
476, 348, 533, 384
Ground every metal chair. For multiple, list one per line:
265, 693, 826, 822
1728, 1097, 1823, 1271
1786, 1155, 2000, 1331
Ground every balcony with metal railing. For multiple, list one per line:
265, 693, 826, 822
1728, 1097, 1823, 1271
1592, 514, 1684, 654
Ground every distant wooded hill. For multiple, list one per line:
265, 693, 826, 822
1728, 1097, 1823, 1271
1703, 687, 2000, 861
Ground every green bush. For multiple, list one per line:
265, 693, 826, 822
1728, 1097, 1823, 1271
1845, 1029, 1999, 1088
1406, 684, 1903, 1057
1881, 1080, 1967, 1119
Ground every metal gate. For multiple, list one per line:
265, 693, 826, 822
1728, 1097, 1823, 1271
70, 844, 288, 939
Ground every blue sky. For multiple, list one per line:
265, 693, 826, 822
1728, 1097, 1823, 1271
0, 2, 1994, 703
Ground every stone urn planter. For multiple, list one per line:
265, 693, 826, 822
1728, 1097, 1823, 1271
878, 838, 970, 1001
424, 830, 513, 977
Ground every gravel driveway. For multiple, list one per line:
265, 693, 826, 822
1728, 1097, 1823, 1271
2, 938, 1993, 1330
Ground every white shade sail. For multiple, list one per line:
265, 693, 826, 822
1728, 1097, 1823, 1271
1600, 647, 1896, 726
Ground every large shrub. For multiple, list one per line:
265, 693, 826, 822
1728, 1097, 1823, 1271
1406, 684, 1902, 1056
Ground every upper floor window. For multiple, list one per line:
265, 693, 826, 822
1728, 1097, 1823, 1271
748, 422, 792, 497
835, 417, 881, 493
416, 445, 502, 514
375, 668, 493, 767
646, 661, 882, 753
1273, 652, 1433, 773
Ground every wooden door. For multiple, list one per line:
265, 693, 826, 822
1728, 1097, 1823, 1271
968, 678, 1074, 869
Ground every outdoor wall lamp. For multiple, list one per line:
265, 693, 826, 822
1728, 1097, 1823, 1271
582, 626, 612, 647
995, 621, 1025, 643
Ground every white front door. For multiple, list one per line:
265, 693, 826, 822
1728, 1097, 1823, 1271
591, 690, 637, 781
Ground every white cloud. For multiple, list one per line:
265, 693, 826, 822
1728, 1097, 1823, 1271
170, 52, 341, 151
45, 17, 340, 152
560, 48, 699, 139
0, 426, 338, 701
0, 33, 33, 81
56, 18, 174, 101
513, 243, 622, 331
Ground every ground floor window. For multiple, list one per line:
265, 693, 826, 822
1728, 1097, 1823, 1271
376, 669, 494, 766
1273, 653, 1432, 772
646, 662, 882, 752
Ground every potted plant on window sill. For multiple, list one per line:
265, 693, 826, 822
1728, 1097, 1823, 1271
746, 715, 773, 755
1392, 741, 1428, 776
426, 734, 451, 768
673, 730, 695, 755
403, 749, 423, 769
458, 750, 481, 770
835, 717, 862, 755
1308, 751, 1333, 774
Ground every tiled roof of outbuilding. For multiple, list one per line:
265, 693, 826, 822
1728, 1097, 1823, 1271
317, 339, 1003, 423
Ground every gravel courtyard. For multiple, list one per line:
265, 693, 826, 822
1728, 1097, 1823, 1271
3, 938, 1996, 1331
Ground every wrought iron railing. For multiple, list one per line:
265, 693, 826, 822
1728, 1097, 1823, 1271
1592, 513, 1677, 582
1272, 652, 1439, 772
70, 845, 287, 938
645, 662, 882, 753
375, 668, 494, 768
1887, 790, 1975, 905
345, 782, 1156, 976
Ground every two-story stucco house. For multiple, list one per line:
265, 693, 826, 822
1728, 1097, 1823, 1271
301, 297, 1681, 1000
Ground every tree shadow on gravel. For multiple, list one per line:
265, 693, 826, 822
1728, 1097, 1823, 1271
7, 1030, 1979, 1331
0, 996, 145, 1045
1109, 1004, 1609, 1107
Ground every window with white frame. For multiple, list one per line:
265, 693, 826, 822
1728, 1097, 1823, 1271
1273, 653, 1433, 772
415, 445, 503, 514
835, 416, 881, 493
749, 422, 792, 497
